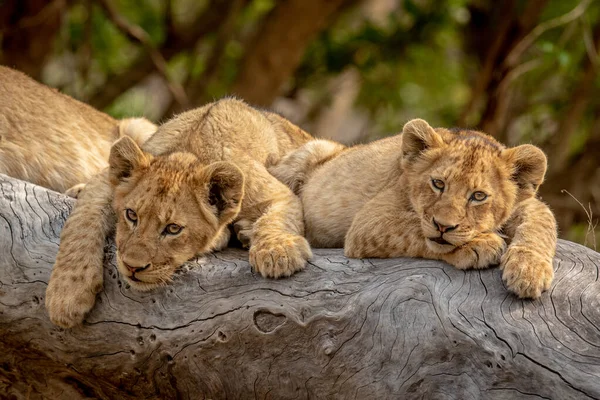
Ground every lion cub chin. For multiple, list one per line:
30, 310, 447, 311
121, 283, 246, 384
109, 137, 244, 290
270, 119, 557, 299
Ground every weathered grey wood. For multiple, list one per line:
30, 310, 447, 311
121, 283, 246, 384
0, 173, 599, 400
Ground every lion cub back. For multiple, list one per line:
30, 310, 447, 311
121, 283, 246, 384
270, 135, 404, 247
0, 67, 155, 193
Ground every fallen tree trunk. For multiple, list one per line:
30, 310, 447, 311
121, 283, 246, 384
0, 173, 599, 399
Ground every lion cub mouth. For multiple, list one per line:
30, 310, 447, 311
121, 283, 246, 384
428, 236, 453, 246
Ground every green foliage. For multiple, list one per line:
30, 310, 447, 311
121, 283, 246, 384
241, 0, 276, 22
509, 0, 600, 150
89, 4, 139, 73
295, 0, 472, 137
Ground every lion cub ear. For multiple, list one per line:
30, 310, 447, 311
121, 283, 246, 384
108, 136, 152, 186
502, 144, 547, 198
401, 119, 444, 161
203, 162, 245, 224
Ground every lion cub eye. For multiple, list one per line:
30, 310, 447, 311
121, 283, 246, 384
431, 179, 445, 192
470, 191, 488, 202
125, 208, 138, 223
164, 223, 183, 235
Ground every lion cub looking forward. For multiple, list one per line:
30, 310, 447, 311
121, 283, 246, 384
270, 119, 557, 299
46, 98, 314, 328
0, 66, 156, 195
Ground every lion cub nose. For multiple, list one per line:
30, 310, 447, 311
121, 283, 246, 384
433, 218, 458, 233
124, 262, 151, 273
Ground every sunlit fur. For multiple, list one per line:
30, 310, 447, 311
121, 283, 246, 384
270, 119, 557, 299
111, 150, 241, 290
405, 129, 518, 254
0, 66, 156, 195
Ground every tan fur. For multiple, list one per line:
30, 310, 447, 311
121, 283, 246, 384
45, 98, 314, 327
0, 66, 156, 195
270, 119, 557, 299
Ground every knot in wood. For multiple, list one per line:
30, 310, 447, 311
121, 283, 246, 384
253, 310, 286, 333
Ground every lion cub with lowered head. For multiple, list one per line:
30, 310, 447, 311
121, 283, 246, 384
46, 98, 314, 328
270, 119, 557, 298
0, 66, 156, 195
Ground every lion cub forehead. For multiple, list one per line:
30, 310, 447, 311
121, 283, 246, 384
120, 152, 207, 211
153, 151, 202, 171
139, 152, 203, 189
431, 133, 509, 187
441, 128, 505, 150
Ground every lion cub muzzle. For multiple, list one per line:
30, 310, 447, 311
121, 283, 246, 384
123, 262, 151, 273
427, 217, 458, 246
116, 255, 155, 285
432, 218, 458, 234
120, 257, 151, 281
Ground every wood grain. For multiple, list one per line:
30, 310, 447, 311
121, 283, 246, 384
0, 173, 599, 399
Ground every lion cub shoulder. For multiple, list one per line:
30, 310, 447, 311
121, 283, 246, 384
0, 66, 156, 194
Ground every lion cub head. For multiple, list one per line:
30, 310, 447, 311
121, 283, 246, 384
108, 137, 244, 290
401, 119, 547, 254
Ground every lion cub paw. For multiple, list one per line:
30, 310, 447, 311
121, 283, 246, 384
249, 234, 312, 278
233, 219, 253, 249
500, 246, 554, 299
64, 183, 87, 199
45, 271, 101, 328
451, 233, 506, 270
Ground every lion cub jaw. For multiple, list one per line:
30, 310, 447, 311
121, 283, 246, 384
108, 137, 244, 289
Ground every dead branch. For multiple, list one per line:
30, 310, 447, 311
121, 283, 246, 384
231, 0, 350, 106
87, 0, 234, 110
97, 0, 189, 108
505, 0, 592, 68
1, 174, 600, 398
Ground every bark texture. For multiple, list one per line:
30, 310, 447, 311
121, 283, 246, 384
0, 174, 599, 399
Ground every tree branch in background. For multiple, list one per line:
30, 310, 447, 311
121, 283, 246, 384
480, 0, 550, 139
160, 0, 249, 119
547, 20, 600, 174
79, 0, 94, 83
505, 0, 592, 67
231, 0, 350, 107
457, 0, 517, 127
459, 0, 549, 138
97, 0, 189, 108
164, 0, 176, 42
88, 0, 234, 110
541, 118, 600, 232
187, 0, 246, 105
0, 0, 65, 80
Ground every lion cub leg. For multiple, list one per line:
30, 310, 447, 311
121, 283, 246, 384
500, 197, 557, 298
240, 164, 312, 278
45, 171, 114, 328
233, 218, 253, 249
268, 139, 346, 195
345, 186, 429, 258
64, 183, 87, 198
439, 233, 506, 269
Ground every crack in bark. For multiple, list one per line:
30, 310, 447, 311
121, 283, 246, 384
516, 352, 599, 399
